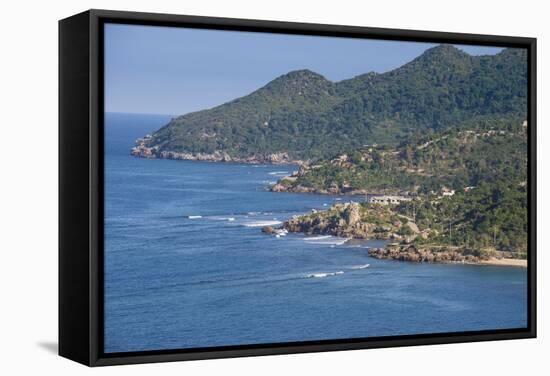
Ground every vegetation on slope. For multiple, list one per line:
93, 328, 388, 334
279, 117, 528, 256
273, 116, 527, 195
139, 45, 527, 161
395, 180, 528, 255
283, 178, 527, 256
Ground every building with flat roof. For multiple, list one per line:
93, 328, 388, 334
366, 195, 412, 205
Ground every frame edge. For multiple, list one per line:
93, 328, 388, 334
61, 8, 537, 367
59, 10, 93, 367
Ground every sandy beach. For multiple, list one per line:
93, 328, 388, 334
479, 258, 527, 267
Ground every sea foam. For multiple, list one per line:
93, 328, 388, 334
307, 271, 345, 278
303, 235, 332, 241
303, 236, 350, 245
268, 171, 290, 175
242, 220, 282, 227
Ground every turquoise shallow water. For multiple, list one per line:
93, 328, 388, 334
103, 112, 528, 353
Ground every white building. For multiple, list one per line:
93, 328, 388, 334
441, 187, 455, 197
366, 195, 412, 205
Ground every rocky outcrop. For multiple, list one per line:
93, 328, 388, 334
261, 226, 288, 237
271, 183, 320, 193
131, 138, 301, 165
270, 182, 372, 195
367, 244, 508, 264
283, 202, 403, 239
261, 226, 276, 234
343, 203, 361, 226
269, 182, 374, 195
270, 183, 291, 192
269, 163, 388, 195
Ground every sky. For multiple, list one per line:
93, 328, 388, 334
104, 23, 503, 116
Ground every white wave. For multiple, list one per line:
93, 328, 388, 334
274, 229, 288, 236
304, 236, 351, 245
307, 271, 344, 278
303, 235, 332, 241
242, 220, 282, 227
187, 215, 202, 219
351, 264, 370, 270
268, 171, 290, 175
208, 216, 237, 221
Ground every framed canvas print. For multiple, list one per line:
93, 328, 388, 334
59, 9, 536, 366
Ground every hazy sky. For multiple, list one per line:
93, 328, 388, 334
104, 23, 503, 116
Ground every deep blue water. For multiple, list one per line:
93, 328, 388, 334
104, 112, 528, 353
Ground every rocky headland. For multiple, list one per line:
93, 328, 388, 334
269, 158, 385, 195
369, 244, 493, 263
368, 244, 525, 266
281, 202, 427, 240
273, 201, 526, 267
131, 137, 301, 164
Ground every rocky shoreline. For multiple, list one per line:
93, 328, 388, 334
269, 154, 404, 195
369, 244, 489, 263
269, 164, 371, 195
131, 137, 302, 165
274, 201, 526, 266
368, 244, 525, 266
271, 182, 372, 195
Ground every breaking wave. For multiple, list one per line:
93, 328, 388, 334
303, 236, 350, 245
242, 220, 282, 227
306, 271, 345, 278
268, 171, 290, 175
303, 235, 332, 241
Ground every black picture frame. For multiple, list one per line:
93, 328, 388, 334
59, 9, 537, 367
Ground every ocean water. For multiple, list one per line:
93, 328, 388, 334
104, 112, 528, 353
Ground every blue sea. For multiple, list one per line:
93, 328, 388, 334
104, 112, 528, 353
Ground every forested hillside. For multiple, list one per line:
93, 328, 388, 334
133, 45, 527, 161
272, 116, 527, 195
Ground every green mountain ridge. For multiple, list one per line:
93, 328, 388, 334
133, 44, 527, 161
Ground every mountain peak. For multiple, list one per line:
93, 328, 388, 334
272, 69, 331, 86
398, 44, 472, 74
261, 69, 334, 97
415, 44, 471, 61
